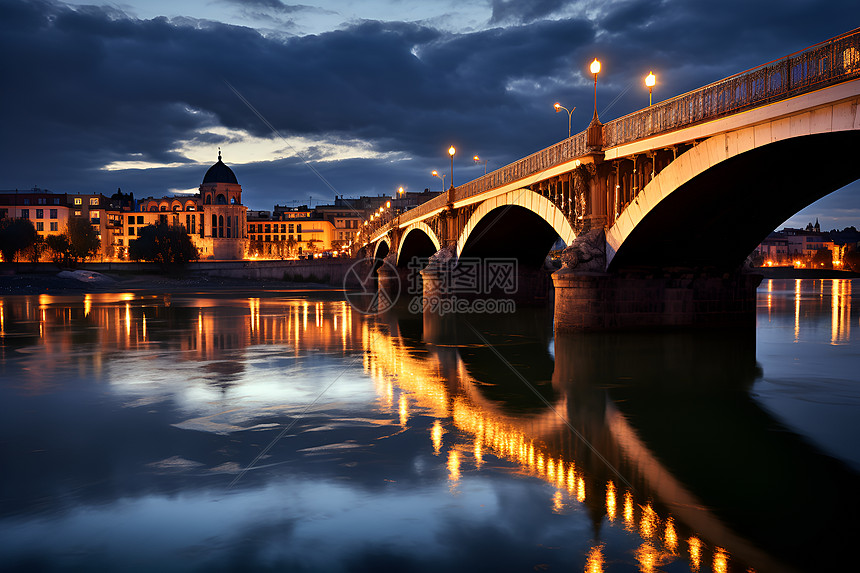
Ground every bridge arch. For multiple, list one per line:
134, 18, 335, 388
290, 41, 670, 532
607, 100, 860, 271
396, 222, 441, 267
456, 188, 577, 264
372, 237, 391, 262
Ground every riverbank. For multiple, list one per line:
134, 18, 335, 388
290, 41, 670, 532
0, 270, 340, 295
755, 267, 860, 279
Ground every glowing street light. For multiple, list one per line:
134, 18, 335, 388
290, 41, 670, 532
448, 146, 456, 189
431, 169, 446, 191
398, 186, 404, 198
473, 155, 489, 174
645, 71, 656, 106
590, 58, 601, 120
553, 103, 575, 138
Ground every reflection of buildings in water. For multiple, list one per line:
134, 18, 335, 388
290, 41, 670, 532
1, 295, 363, 392
360, 310, 859, 573
763, 278, 854, 343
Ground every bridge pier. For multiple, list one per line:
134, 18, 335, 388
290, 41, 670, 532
552, 268, 762, 331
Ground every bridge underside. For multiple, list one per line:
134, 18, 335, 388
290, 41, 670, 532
460, 206, 560, 269
609, 131, 860, 272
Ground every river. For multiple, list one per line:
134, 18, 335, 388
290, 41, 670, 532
0, 278, 857, 572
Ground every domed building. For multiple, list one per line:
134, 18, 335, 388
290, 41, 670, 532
137, 150, 248, 260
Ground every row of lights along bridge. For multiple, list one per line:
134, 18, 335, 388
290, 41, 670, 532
366, 59, 657, 230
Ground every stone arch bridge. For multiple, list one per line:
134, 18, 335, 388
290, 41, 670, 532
356, 29, 860, 330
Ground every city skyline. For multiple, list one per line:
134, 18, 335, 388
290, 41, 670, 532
2, 0, 859, 230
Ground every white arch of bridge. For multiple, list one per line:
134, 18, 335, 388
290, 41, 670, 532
456, 188, 577, 258
396, 221, 442, 266
606, 94, 860, 267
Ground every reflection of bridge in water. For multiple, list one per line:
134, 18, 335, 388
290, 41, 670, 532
358, 29, 860, 330
4, 289, 857, 571
362, 308, 860, 573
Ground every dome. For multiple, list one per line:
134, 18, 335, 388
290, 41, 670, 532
202, 151, 238, 185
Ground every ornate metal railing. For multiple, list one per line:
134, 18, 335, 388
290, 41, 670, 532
359, 27, 860, 245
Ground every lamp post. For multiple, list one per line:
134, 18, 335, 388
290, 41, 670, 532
590, 58, 601, 120
431, 170, 446, 191
448, 146, 456, 189
645, 71, 656, 106
473, 155, 488, 174
586, 58, 603, 150
553, 103, 575, 138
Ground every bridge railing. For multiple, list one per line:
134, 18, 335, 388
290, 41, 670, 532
362, 28, 860, 245
603, 27, 860, 147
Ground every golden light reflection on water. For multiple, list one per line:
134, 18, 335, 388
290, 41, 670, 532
832, 279, 851, 343
713, 546, 728, 573
639, 503, 658, 539
447, 448, 460, 483
794, 279, 801, 341
431, 419, 444, 455
688, 536, 702, 572
664, 517, 678, 554
606, 481, 617, 522
584, 544, 604, 573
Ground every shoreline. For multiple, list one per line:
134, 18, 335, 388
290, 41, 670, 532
754, 267, 860, 280
0, 270, 343, 296
2, 267, 857, 297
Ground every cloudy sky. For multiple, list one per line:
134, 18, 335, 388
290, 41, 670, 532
2, 0, 859, 229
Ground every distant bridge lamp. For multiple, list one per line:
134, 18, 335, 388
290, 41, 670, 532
473, 155, 489, 174
645, 71, 656, 106
553, 103, 575, 138
431, 170, 446, 191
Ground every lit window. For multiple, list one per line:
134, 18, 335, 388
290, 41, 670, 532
89, 197, 99, 206
74, 198, 82, 205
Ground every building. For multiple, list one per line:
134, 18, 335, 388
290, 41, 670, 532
0, 188, 125, 260
754, 220, 835, 265
132, 151, 247, 260
248, 206, 336, 258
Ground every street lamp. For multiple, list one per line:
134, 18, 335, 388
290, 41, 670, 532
448, 146, 456, 189
431, 170, 446, 191
590, 58, 601, 120
473, 155, 489, 174
398, 186, 404, 198
645, 71, 656, 106
553, 103, 575, 138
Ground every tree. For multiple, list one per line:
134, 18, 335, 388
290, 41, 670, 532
22, 235, 48, 263
66, 217, 101, 264
285, 236, 297, 257
811, 247, 832, 269
0, 218, 38, 263
129, 221, 198, 265
46, 233, 73, 267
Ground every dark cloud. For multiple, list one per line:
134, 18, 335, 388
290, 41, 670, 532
1, 0, 858, 228
489, 0, 571, 24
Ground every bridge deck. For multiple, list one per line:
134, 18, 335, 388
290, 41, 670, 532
361, 27, 860, 247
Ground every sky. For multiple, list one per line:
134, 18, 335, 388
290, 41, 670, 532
2, 0, 859, 230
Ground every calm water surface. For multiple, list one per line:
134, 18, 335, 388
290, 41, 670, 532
0, 279, 857, 572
